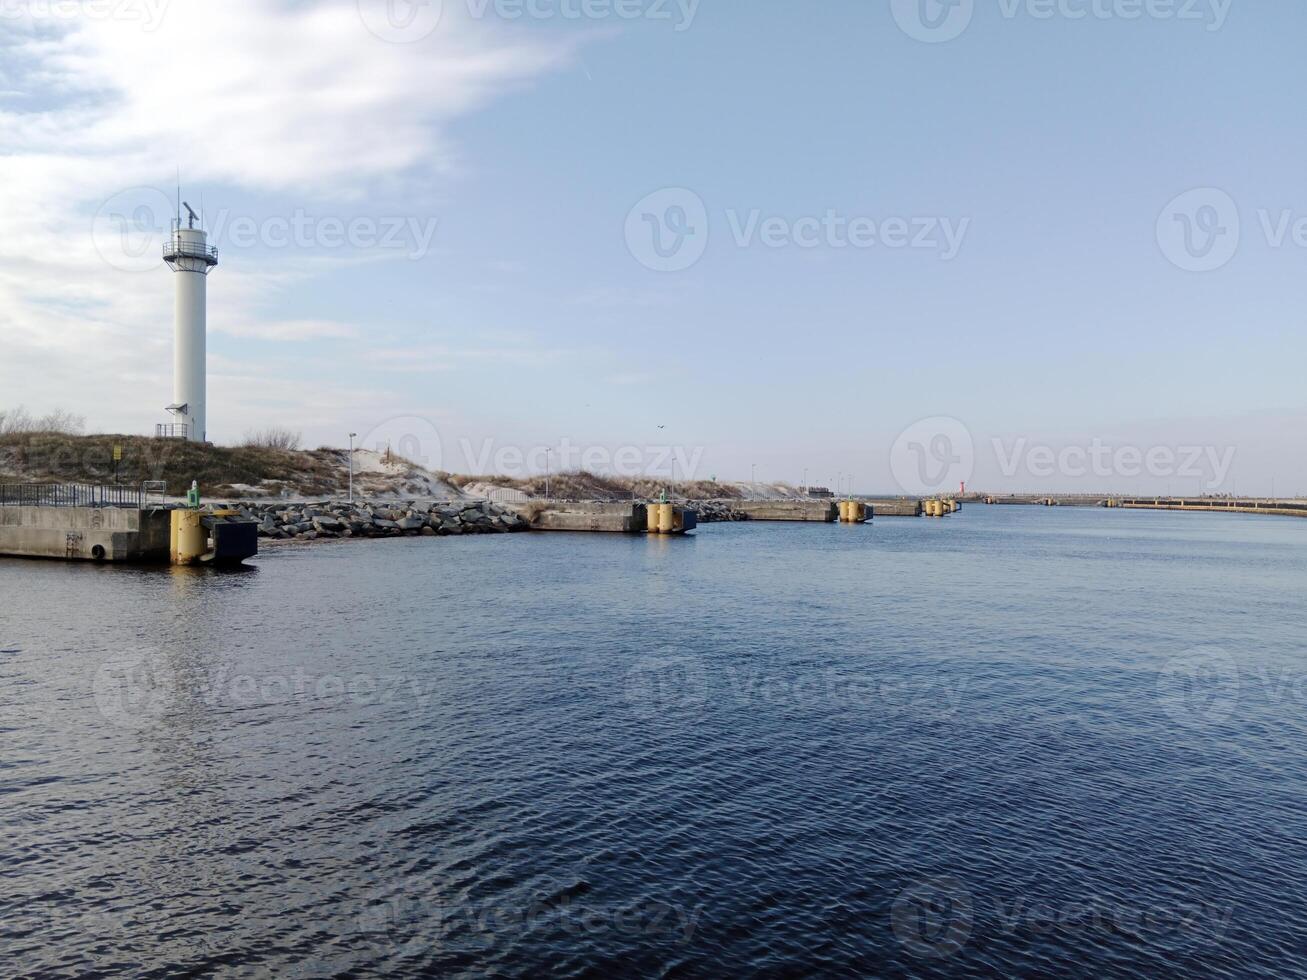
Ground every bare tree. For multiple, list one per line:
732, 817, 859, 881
0, 406, 85, 435
37, 408, 86, 434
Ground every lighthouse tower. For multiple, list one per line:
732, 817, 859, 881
161, 201, 218, 442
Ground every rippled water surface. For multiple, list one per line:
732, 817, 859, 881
4, 506, 1307, 977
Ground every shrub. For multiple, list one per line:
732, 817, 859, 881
242, 427, 302, 451
0, 406, 86, 435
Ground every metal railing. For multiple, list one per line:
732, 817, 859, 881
162, 236, 219, 264
156, 423, 189, 439
0, 483, 146, 508
478, 487, 532, 505
143, 481, 168, 507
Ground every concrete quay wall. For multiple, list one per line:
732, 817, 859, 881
0, 507, 171, 562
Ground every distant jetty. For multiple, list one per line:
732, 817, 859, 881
968, 492, 1307, 518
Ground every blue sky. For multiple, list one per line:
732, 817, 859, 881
2, 0, 1304, 494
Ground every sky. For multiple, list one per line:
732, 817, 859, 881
1, 0, 1304, 495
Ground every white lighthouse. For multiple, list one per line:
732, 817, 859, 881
161, 202, 218, 442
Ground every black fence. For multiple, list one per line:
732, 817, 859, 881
0, 483, 146, 508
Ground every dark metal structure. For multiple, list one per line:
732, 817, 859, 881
0, 484, 147, 508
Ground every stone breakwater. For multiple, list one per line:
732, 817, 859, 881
694, 501, 750, 522
226, 500, 530, 541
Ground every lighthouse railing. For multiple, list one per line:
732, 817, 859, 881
162, 237, 219, 262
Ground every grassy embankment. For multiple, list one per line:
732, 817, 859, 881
0, 432, 342, 498
443, 471, 744, 501
0, 433, 744, 501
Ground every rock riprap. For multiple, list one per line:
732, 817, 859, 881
220, 500, 530, 541
693, 501, 750, 523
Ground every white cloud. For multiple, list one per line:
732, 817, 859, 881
0, 0, 576, 439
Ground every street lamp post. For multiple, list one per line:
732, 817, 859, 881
546, 449, 552, 500
348, 432, 357, 503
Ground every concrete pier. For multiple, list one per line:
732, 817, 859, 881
732, 500, 838, 523
977, 494, 1107, 508
1116, 498, 1307, 518
862, 498, 923, 517
0, 507, 172, 562
515, 501, 649, 533
513, 501, 701, 533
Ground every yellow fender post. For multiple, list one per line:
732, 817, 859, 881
658, 502, 674, 534
170, 510, 207, 565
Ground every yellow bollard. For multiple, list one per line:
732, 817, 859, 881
170, 509, 207, 565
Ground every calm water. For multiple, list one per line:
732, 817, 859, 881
3, 506, 1307, 978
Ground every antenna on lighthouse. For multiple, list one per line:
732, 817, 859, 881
182, 201, 199, 229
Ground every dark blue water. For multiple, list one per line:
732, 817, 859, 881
3, 506, 1307, 978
